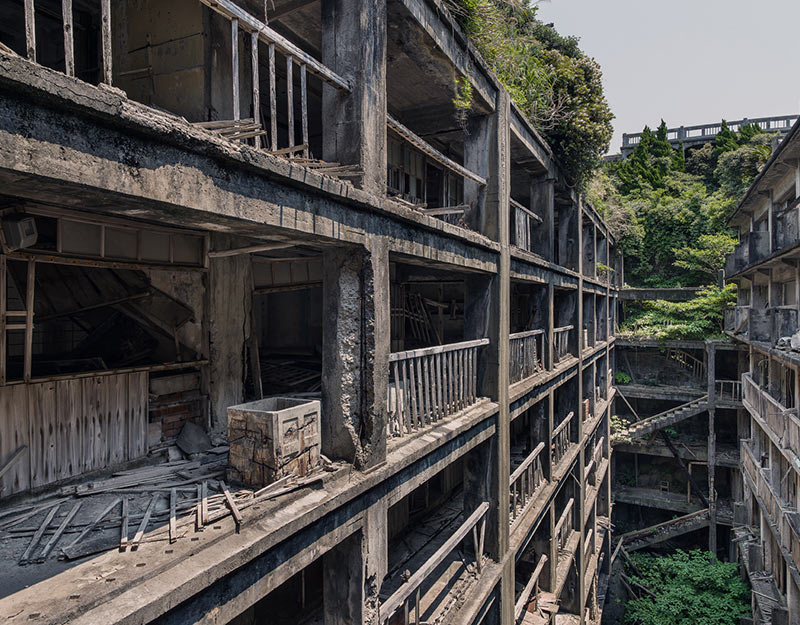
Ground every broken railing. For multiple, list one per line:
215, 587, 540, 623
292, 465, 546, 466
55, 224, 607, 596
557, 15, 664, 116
715, 379, 742, 402
509, 442, 546, 523
198, 0, 350, 158
386, 115, 485, 224
554, 498, 575, 551
509, 329, 545, 384
743, 373, 800, 454
553, 325, 573, 363
510, 198, 542, 252
585, 436, 605, 485
379, 502, 490, 624
551, 411, 574, 468
387, 338, 489, 438
513, 553, 549, 621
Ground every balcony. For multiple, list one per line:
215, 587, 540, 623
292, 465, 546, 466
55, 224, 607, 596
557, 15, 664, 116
775, 203, 800, 251
748, 230, 770, 266
509, 329, 545, 385
509, 442, 547, 524
742, 373, 800, 457
725, 237, 749, 276
510, 198, 543, 253
741, 443, 800, 569
387, 338, 490, 439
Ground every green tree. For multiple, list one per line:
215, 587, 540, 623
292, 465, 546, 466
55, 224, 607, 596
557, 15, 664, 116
713, 119, 739, 159
624, 550, 749, 625
672, 233, 737, 280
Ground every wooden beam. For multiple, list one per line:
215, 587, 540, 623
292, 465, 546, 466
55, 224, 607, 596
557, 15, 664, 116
221, 481, 243, 526
208, 242, 294, 258
24, 0, 35, 61
387, 115, 486, 186
268, 0, 316, 20
286, 55, 294, 148
130, 493, 159, 550
20, 504, 60, 564
38, 501, 82, 561
269, 42, 277, 151
232, 18, 240, 121
0, 445, 26, 481
23, 259, 34, 383
169, 487, 177, 544
251, 32, 261, 149
62, 0, 74, 76
101, 0, 112, 84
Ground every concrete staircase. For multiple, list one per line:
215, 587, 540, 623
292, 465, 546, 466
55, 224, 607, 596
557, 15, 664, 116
625, 395, 708, 439
621, 509, 710, 551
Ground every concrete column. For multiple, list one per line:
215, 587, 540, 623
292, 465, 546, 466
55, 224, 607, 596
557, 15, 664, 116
208, 234, 252, 431
531, 176, 555, 261
321, 240, 389, 469
323, 530, 365, 625
364, 499, 388, 622
464, 113, 492, 238
321, 0, 386, 197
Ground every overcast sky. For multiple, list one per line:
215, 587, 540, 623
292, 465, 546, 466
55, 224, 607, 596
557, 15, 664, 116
535, 0, 800, 154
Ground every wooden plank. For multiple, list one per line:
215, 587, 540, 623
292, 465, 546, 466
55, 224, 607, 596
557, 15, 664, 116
23, 260, 34, 382
220, 480, 243, 525
20, 504, 60, 564
0, 445, 26, 482
101, 0, 112, 84
0, 384, 29, 496
130, 493, 159, 550
28, 381, 57, 488
169, 487, 177, 543
195, 483, 204, 531
0, 254, 6, 386
62, 0, 74, 77
119, 496, 129, 551
24, 0, 35, 60
231, 18, 240, 121
66, 497, 120, 551
109, 374, 125, 466
269, 43, 277, 151
38, 500, 82, 561
56, 378, 82, 481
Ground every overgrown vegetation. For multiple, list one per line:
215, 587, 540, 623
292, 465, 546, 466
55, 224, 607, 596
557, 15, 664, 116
444, 0, 613, 186
624, 550, 749, 625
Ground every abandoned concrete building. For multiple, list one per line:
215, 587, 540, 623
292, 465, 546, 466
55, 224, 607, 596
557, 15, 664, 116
723, 118, 800, 625
0, 1, 619, 624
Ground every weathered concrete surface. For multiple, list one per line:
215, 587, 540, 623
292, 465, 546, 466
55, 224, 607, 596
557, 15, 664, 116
618, 287, 701, 301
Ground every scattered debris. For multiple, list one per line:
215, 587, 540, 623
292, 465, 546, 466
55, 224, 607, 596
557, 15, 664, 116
176, 421, 212, 455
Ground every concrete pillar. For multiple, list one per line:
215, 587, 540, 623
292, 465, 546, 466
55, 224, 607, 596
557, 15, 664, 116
531, 176, 555, 261
464, 113, 492, 238
208, 234, 252, 431
364, 500, 388, 621
321, 0, 386, 197
323, 530, 365, 625
321, 240, 389, 469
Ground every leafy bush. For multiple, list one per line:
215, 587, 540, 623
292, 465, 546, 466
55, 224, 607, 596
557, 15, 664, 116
624, 550, 749, 625
615, 371, 632, 384
619, 284, 737, 340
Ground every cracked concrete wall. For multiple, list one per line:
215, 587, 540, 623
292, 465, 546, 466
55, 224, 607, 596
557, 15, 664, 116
321, 241, 388, 468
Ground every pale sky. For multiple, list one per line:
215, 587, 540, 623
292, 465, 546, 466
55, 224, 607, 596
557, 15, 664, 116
535, 0, 800, 154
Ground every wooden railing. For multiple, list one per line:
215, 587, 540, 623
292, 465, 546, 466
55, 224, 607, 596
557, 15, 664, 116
514, 553, 548, 621
742, 373, 800, 454
716, 379, 742, 402
552, 411, 574, 468
510, 198, 542, 253
585, 436, 605, 484
554, 498, 575, 551
553, 325, 573, 363
510, 442, 546, 522
509, 329, 544, 384
387, 338, 489, 438
379, 502, 490, 624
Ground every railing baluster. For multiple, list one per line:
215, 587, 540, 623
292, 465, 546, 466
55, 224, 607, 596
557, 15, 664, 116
231, 19, 240, 120
251, 32, 261, 148
269, 43, 277, 151
286, 55, 294, 148
409, 356, 418, 430
101, 0, 112, 84
300, 63, 308, 158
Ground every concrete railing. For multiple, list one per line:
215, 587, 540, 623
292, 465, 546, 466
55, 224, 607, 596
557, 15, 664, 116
379, 501, 490, 623
510, 442, 546, 523
387, 338, 489, 438
741, 443, 800, 567
553, 325, 574, 364
509, 329, 545, 384
775, 203, 800, 252
554, 497, 575, 551
622, 115, 798, 151
552, 411, 575, 468
716, 379, 742, 402
743, 373, 800, 456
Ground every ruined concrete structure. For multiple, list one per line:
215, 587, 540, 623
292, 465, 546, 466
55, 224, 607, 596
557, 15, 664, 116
724, 118, 800, 625
0, 1, 619, 624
